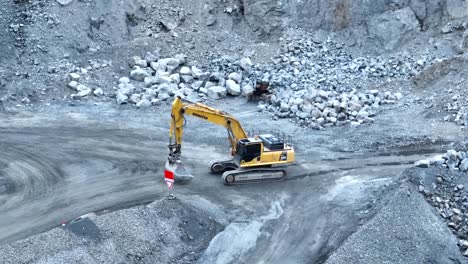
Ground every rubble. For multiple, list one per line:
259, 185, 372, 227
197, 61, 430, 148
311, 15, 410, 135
110, 34, 428, 130
429, 150, 468, 172
417, 166, 468, 255
0, 198, 222, 264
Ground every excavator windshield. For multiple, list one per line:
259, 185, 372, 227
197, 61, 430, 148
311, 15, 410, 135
235, 139, 262, 163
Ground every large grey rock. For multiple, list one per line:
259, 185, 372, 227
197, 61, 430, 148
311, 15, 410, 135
136, 99, 151, 108
56, 0, 73, 6
297, 110, 311, 119
119, 77, 130, 84
93, 88, 104, 96
144, 76, 159, 88
170, 73, 180, 84
130, 67, 151, 82
71, 90, 91, 99
157, 75, 172, 84
159, 58, 180, 74
151, 98, 162, 106
415, 160, 431, 168
158, 93, 170, 101
116, 91, 128, 104
228, 72, 242, 83
191, 81, 204, 91
69, 72, 80, 81
175, 54, 186, 65
157, 83, 173, 95
144, 51, 159, 63
239, 58, 253, 71
226, 80, 241, 96
241, 84, 254, 96
180, 66, 191, 75
118, 82, 134, 95
207, 86, 227, 99
129, 94, 141, 104
460, 159, 468, 172
191, 66, 203, 78
129, 56, 147, 68
180, 75, 193, 83
68, 81, 79, 90
367, 7, 419, 51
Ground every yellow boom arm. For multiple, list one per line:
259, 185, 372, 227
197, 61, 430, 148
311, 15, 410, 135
168, 96, 248, 164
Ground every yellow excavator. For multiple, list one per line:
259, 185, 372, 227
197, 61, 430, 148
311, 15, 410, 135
166, 96, 295, 185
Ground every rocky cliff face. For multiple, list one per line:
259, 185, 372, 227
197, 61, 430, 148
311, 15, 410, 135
240, 0, 467, 49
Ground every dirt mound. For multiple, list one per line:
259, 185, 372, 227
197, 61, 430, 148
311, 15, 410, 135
0, 196, 222, 264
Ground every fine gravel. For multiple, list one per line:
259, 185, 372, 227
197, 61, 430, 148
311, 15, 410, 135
325, 170, 465, 264
0, 197, 223, 264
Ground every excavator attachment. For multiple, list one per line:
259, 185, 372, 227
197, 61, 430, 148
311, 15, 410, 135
165, 160, 194, 183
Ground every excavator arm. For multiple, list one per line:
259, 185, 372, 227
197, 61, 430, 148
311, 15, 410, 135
168, 96, 248, 165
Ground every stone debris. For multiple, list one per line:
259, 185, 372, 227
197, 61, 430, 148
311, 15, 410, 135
45, 31, 444, 130
56, 0, 73, 6
419, 167, 468, 256
68, 81, 79, 90
225, 80, 241, 96
428, 150, 468, 172
93, 88, 104, 96
108, 41, 416, 129
69, 72, 80, 81
130, 67, 151, 82
415, 160, 431, 168
444, 98, 468, 126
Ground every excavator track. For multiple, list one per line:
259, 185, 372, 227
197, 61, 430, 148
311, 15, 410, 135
221, 168, 287, 185
209, 159, 238, 174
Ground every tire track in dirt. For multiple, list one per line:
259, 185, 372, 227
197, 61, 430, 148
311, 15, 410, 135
0, 143, 64, 211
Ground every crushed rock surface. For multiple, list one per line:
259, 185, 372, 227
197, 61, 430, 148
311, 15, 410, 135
326, 170, 465, 264
0, 196, 223, 264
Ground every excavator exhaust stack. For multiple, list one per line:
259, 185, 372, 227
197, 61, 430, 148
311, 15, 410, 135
165, 160, 194, 183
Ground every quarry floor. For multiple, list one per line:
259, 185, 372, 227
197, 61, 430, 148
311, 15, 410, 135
0, 97, 466, 263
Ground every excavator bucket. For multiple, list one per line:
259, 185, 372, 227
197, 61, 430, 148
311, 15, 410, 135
165, 160, 194, 183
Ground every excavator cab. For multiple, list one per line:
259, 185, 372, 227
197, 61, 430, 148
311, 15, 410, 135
235, 139, 263, 163
234, 134, 293, 166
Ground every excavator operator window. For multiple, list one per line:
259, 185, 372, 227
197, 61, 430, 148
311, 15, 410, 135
236, 141, 261, 163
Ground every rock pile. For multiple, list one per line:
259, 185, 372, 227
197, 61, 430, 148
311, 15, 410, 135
444, 97, 468, 126
255, 37, 431, 93
419, 171, 468, 256
67, 71, 104, 99
426, 150, 468, 172
110, 35, 441, 130
259, 88, 403, 129
114, 51, 255, 108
